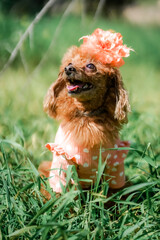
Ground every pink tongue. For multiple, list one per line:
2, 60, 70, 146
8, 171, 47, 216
67, 85, 79, 91
67, 83, 84, 91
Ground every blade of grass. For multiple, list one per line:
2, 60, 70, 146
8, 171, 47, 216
28, 197, 58, 226
27, 158, 40, 178
0, 139, 27, 155
95, 147, 107, 192
113, 200, 139, 206
121, 181, 158, 196
122, 218, 147, 238
8, 226, 37, 238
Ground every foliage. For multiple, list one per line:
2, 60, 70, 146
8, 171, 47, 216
0, 15, 160, 239
0, 14, 160, 71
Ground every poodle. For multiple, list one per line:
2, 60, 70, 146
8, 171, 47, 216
38, 29, 132, 194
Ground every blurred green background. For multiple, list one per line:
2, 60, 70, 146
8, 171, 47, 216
0, 0, 160, 167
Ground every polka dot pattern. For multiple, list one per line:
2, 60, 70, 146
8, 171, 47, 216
83, 162, 89, 167
119, 171, 124, 177
92, 156, 98, 160
56, 182, 60, 188
90, 175, 95, 179
120, 143, 125, 146
83, 148, 89, 153
92, 168, 97, 172
114, 161, 119, 166
101, 148, 106, 152
111, 180, 117, 185
111, 167, 117, 172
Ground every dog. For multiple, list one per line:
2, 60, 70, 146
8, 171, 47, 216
39, 29, 132, 194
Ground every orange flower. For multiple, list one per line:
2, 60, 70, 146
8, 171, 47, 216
80, 28, 133, 67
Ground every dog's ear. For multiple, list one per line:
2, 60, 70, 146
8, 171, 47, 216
110, 68, 131, 122
43, 72, 66, 118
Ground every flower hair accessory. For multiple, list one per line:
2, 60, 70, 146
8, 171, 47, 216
79, 28, 133, 68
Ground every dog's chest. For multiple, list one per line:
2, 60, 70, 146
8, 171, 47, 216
54, 126, 117, 175
55, 125, 109, 161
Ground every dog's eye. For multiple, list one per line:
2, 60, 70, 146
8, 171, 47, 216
86, 63, 96, 70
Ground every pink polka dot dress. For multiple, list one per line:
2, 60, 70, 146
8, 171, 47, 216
46, 125, 130, 193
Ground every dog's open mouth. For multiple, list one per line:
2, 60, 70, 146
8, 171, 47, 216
67, 80, 93, 94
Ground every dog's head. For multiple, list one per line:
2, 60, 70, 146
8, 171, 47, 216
61, 46, 110, 103
44, 29, 132, 123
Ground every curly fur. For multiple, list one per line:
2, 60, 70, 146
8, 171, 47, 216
44, 46, 130, 148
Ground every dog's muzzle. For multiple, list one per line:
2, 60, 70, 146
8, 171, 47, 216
65, 64, 76, 76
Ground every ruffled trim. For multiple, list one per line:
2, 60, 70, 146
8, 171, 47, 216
45, 141, 130, 164
45, 143, 76, 162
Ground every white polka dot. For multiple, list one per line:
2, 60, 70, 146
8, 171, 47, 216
56, 183, 60, 188
83, 162, 89, 167
111, 167, 117, 172
114, 161, 119, 166
54, 157, 58, 162
83, 148, 89, 153
114, 155, 118, 159
66, 145, 72, 151
107, 154, 111, 159
92, 156, 98, 160
75, 154, 80, 160
122, 153, 126, 158
92, 168, 97, 172
120, 143, 125, 146
101, 148, 105, 152
114, 144, 118, 148
111, 180, 117, 185
90, 175, 95, 179
119, 171, 124, 177
106, 165, 110, 169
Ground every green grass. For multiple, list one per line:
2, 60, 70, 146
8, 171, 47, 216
0, 14, 160, 239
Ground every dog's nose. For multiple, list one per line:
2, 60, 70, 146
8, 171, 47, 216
65, 65, 76, 75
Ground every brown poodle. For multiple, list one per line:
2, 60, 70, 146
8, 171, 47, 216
39, 29, 132, 194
